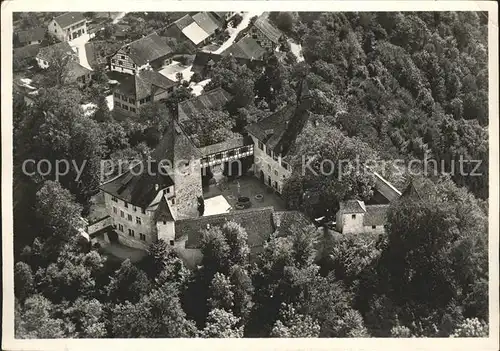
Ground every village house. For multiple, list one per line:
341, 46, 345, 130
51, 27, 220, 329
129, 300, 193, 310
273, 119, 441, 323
35, 41, 76, 69
48, 12, 87, 42
15, 27, 46, 47
248, 15, 284, 50
112, 68, 177, 117
64, 60, 94, 86
222, 35, 268, 61
177, 87, 233, 123
109, 32, 173, 75
192, 51, 264, 79
164, 13, 222, 47
335, 200, 389, 235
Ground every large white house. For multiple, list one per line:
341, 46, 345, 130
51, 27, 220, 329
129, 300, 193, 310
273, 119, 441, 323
48, 12, 87, 42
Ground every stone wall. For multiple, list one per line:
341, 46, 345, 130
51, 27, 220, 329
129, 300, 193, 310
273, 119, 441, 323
173, 158, 203, 219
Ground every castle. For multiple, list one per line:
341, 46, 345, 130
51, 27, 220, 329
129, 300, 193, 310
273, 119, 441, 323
87, 80, 403, 267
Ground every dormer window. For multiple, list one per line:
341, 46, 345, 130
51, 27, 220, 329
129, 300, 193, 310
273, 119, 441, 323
352, 214, 356, 219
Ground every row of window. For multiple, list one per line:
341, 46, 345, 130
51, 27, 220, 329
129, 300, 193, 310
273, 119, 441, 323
258, 141, 290, 170
116, 224, 147, 241
201, 146, 252, 164
111, 196, 146, 214
113, 93, 136, 105
115, 102, 136, 113
113, 207, 143, 224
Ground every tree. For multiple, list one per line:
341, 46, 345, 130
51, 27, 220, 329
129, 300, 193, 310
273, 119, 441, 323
111, 283, 197, 337
451, 318, 488, 337
35, 181, 83, 249
138, 101, 172, 133
182, 108, 239, 148
374, 176, 488, 335
63, 298, 107, 338
14, 262, 34, 301
275, 12, 297, 33
93, 94, 112, 122
283, 122, 377, 219
208, 273, 234, 311
106, 259, 151, 303
15, 295, 71, 338
163, 85, 193, 115
271, 303, 320, 337
200, 308, 243, 338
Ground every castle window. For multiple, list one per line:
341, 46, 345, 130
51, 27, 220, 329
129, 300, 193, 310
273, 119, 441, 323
274, 170, 278, 176
172, 198, 175, 205
258, 141, 264, 150
352, 214, 356, 219
128, 229, 135, 237
267, 164, 271, 172
141, 208, 146, 214
169, 240, 174, 246
140, 233, 146, 241
124, 201, 128, 208
372, 225, 376, 229
113, 207, 117, 214
163, 221, 167, 225
118, 60, 123, 65
127, 214, 132, 221
130, 107, 136, 113
112, 196, 118, 202
133, 206, 137, 212
136, 217, 141, 225
118, 224, 123, 232
121, 55, 125, 60
266, 148, 272, 157
120, 210, 124, 218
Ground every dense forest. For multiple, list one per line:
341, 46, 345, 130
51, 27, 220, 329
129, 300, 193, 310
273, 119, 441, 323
13, 12, 489, 338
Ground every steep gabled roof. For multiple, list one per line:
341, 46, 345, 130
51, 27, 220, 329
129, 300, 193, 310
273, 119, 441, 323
14, 44, 41, 61
253, 16, 283, 44
17, 27, 46, 44
339, 200, 367, 214
223, 35, 266, 60
155, 195, 176, 222
246, 80, 312, 156
222, 35, 267, 60
192, 12, 222, 35
53, 12, 86, 29
65, 60, 92, 82
100, 161, 174, 208
115, 69, 176, 100
179, 207, 276, 248
177, 87, 232, 122
151, 121, 202, 165
37, 41, 75, 61
172, 14, 196, 31
363, 204, 389, 226
120, 33, 173, 66
182, 21, 211, 45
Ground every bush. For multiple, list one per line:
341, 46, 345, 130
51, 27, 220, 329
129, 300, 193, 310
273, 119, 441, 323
231, 13, 243, 28
191, 72, 202, 83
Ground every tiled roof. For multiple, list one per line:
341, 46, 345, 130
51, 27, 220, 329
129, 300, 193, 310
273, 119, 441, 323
37, 41, 75, 61
17, 27, 46, 44
179, 207, 276, 248
14, 44, 40, 61
192, 51, 222, 73
151, 121, 202, 165
222, 35, 267, 60
155, 195, 176, 222
182, 21, 210, 45
173, 14, 195, 31
198, 137, 250, 157
65, 60, 92, 82
177, 87, 232, 123
54, 12, 86, 29
363, 204, 389, 226
192, 12, 222, 35
245, 80, 312, 156
121, 33, 173, 66
339, 200, 367, 214
100, 161, 174, 208
115, 69, 176, 100
253, 16, 283, 44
